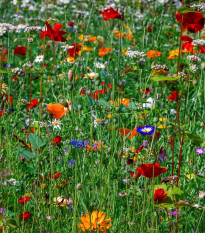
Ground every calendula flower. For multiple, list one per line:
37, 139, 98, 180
146, 50, 161, 58
78, 210, 112, 232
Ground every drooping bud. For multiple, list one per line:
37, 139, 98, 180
60, 100, 69, 108
68, 70, 73, 82
68, 83, 73, 92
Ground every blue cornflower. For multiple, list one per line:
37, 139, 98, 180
103, 70, 107, 75
93, 142, 98, 149
137, 125, 155, 135
68, 159, 75, 168
71, 139, 85, 148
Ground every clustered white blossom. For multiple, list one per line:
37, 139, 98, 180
23, 61, 33, 68
187, 55, 201, 63
12, 67, 26, 77
192, 39, 205, 46
126, 50, 146, 58
190, 3, 205, 13
2, 178, 18, 186
0, 23, 17, 36
190, 64, 199, 72
24, 26, 39, 32
178, 71, 186, 78
151, 64, 169, 71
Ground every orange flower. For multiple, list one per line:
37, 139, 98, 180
146, 50, 161, 58
78, 210, 112, 232
88, 36, 97, 42
151, 69, 166, 76
115, 32, 125, 38
45, 103, 68, 119
98, 48, 112, 57
125, 34, 134, 40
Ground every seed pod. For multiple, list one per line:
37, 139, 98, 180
153, 117, 159, 123
68, 83, 73, 92
79, 87, 84, 94
68, 69, 73, 82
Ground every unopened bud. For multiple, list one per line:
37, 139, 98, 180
79, 87, 84, 94
68, 70, 73, 82
68, 83, 73, 91
60, 100, 69, 107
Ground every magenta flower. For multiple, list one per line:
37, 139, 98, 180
196, 148, 205, 154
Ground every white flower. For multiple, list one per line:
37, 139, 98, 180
94, 62, 105, 69
143, 97, 155, 109
49, 119, 62, 130
34, 55, 44, 63
190, 64, 198, 72
170, 109, 177, 115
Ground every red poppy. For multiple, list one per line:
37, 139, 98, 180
143, 87, 151, 95
181, 35, 193, 43
19, 212, 31, 220
68, 43, 81, 58
131, 163, 167, 179
147, 25, 152, 31
40, 22, 67, 42
52, 136, 62, 145
167, 91, 179, 101
18, 197, 31, 204
89, 82, 112, 100
26, 98, 39, 111
13, 46, 27, 56
175, 12, 204, 33
49, 172, 62, 179
154, 189, 167, 203
68, 21, 74, 27
3, 94, 13, 105
99, 7, 122, 21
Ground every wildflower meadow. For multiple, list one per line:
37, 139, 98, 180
0, 0, 205, 232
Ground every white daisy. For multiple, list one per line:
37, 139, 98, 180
49, 119, 62, 130
34, 55, 44, 63
94, 62, 105, 69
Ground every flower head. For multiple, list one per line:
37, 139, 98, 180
154, 189, 167, 203
196, 148, 205, 154
78, 210, 112, 232
99, 7, 122, 21
137, 125, 155, 135
131, 163, 167, 179
40, 22, 67, 42
19, 212, 31, 220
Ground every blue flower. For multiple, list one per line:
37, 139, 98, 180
68, 159, 75, 168
137, 125, 155, 135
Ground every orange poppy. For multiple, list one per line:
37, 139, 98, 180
119, 128, 137, 139
45, 103, 68, 119
98, 48, 112, 57
146, 50, 161, 58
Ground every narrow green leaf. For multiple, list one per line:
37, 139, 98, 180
151, 74, 180, 81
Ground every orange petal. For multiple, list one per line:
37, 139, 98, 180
119, 128, 131, 137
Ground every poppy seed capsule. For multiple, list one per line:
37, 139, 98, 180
68, 83, 73, 91
68, 70, 73, 81
79, 87, 84, 94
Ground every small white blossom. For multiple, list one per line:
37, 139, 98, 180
34, 55, 44, 63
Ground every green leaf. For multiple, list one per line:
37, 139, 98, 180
154, 196, 175, 208
29, 133, 45, 148
16, 148, 36, 159
87, 93, 96, 106
177, 6, 198, 14
128, 101, 137, 110
151, 74, 180, 81
184, 131, 204, 145
5, 218, 17, 228
98, 99, 111, 108
154, 183, 168, 191
196, 175, 205, 182
175, 200, 194, 208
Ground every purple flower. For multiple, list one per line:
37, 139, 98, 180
137, 125, 155, 135
63, 147, 69, 152
68, 159, 75, 168
170, 211, 181, 215
122, 179, 130, 182
0, 208, 6, 213
46, 216, 52, 220
196, 148, 205, 154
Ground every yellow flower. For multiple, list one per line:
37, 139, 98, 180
107, 114, 115, 119
186, 173, 196, 182
159, 118, 168, 122
82, 46, 93, 52
158, 124, 171, 129
84, 72, 98, 79
78, 210, 112, 232
1, 83, 8, 93
65, 57, 76, 63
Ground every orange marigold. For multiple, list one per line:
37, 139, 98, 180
146, 50, 161, 58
